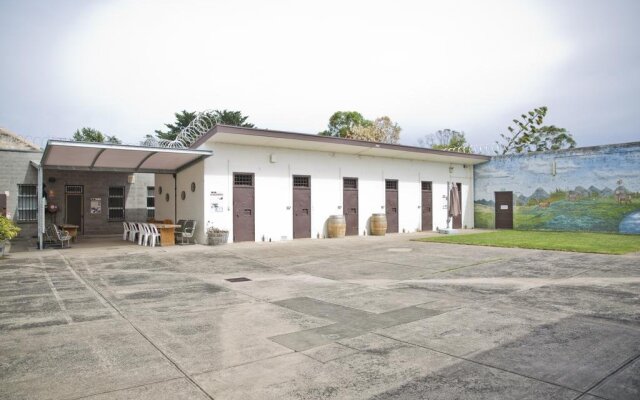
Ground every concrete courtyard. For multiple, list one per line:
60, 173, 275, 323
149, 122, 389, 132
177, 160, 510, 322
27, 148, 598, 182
1, 234, 639, 400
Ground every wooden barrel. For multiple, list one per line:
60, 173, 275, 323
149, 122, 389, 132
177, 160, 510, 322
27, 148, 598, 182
327, 215, 346, 238
370, 213, 387, 236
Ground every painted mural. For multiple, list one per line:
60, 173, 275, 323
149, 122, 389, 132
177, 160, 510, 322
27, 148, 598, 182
474, 142, 640, 234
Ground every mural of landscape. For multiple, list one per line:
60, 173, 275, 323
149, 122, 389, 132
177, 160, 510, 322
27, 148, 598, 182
474, 143, 640, 234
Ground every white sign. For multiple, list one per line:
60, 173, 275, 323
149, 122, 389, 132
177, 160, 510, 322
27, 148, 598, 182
500, 205, 509, 210
90, 198, 102, 214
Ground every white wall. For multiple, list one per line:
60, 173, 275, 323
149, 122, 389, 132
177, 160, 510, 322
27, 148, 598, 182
201, 142, 474, 243
154, 174, 175, 222
175, 161, 205, 243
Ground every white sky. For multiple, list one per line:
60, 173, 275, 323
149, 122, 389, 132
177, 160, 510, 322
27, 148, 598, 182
1, 0, 638, 149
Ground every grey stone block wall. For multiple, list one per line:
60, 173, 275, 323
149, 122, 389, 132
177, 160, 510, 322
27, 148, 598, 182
0, 149, 41, 238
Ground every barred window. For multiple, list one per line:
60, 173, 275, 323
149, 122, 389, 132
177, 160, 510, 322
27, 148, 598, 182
343, 178, 357, 189
108, 187, 125, 220
17, 184, 38, 222
234, 174, 253, 186
146, 186, 155, 219
293, 176, 310, 188
385, 180, 398, 190
422, 181, 432, 191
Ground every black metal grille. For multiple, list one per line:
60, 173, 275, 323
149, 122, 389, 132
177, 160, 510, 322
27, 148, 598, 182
385, 180, 398, 190
17, 184, 37, 222
343, 178, 357, 189
65, 185, 83, 194
234, 174, 253, 186
293, 176, 310, 188
422, 181, 432, 191
108, 186, 125, 220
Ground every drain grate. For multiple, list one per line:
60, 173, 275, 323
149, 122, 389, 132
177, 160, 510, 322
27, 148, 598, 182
225, 277, 251, 282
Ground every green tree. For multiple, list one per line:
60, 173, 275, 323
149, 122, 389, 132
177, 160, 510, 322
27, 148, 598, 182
154, 109, 255, 141
418, 129, 471, 152
319, 111, 371, 138
350, 116, 401, 144
72, 127, 121, 144
497, 106, 575, 154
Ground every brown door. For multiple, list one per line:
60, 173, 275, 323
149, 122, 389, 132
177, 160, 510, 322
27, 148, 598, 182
65, 194, 83, 232
0, 193, 6, 217
233, 173, 255, 242
452, 182, 462, 229
494, 191, 514, 229
385, 180, 398, 233
343, 178, 358, 236
421, 181, 433, 231
292, 175, 311, 239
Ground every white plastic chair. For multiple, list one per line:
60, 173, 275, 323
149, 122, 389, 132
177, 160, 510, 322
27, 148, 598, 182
128, 222, 139, 242
148, 224, 161, 247
122, 222, 130, 240
138, 223, 149, 246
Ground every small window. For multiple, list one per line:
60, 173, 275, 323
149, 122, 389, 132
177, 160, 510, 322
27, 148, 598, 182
293, 176, 310, 188
385, 180, 398, 190
181, 191, 186, 200
146, 186, 155, 219
17, 184, 38, 222
65, 185, 83, 194
234, 174, 253, 186
191, 182, 196, 192
422, 181, 432, 191
108, 187, 125, 221
343, 178, 357, 189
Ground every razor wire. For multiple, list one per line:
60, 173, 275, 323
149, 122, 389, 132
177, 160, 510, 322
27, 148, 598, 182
142, 109, 218, 148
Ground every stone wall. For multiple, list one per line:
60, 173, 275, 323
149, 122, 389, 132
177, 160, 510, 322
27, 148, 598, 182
474, 142, 640, 234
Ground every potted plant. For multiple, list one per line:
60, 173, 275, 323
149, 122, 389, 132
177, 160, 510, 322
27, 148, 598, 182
206, 226, 229, 245
0, 216, 21, 257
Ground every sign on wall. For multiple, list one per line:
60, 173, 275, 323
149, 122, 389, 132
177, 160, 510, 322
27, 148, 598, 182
90, 198, 102, 214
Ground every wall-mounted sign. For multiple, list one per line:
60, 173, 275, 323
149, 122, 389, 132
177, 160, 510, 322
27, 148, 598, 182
500, 205, 509, 210
90, 198, 102, 214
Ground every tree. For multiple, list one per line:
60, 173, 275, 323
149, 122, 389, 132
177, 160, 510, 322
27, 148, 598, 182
418, 129, 471, 152
319, 111, 371, 138
154, 109, 255, 141
497, 106, 575, 154
350, 116, 401, 144
72, 127, 121, 144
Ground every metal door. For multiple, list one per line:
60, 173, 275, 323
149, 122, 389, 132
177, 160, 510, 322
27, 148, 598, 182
421, 181, 433, 231
65, 195, 83, 231
494, 191, 514, 229
343, 178, 358, 236
233, 173, 255, 242
292, 176, 311, 239
385, 180, 398, 233
452, 182, 462, 229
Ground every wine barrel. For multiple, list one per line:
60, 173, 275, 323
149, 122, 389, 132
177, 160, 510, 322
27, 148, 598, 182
327, 215, 346, 238
370, 213, 387, 236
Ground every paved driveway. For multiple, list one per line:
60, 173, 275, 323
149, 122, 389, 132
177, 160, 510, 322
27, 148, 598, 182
1, 234, 639, 399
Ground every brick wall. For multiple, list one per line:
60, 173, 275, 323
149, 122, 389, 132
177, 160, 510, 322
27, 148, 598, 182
0, 149, 41, 238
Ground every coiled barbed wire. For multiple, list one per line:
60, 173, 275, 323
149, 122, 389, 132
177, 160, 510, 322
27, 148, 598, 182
142, 109, 218, 148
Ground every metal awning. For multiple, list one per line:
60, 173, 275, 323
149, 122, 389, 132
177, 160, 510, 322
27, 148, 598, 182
41, 140, 212, 173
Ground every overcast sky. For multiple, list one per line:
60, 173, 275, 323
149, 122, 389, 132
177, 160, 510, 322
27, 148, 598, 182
1, 0, 638, 150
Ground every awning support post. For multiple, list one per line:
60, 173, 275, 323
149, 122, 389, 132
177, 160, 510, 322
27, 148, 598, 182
37, 165, 44, 250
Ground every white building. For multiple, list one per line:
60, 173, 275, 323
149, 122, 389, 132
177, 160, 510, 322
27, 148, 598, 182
154, 125, 489, 244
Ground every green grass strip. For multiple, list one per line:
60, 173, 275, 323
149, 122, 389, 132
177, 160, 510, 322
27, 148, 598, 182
415, 230, 640, 255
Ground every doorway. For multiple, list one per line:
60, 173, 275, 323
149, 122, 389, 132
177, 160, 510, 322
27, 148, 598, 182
343, 177, 359, 236
292, 175, 311, 239
421, 181, 433, 231
494, 191, 514, 229
385, 180, 399, 233
452, 182, 462, 229
65, 185, 83, 233
233, 173, 255, 242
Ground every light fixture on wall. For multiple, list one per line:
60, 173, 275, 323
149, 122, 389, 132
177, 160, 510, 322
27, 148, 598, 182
127, 175, 136, 184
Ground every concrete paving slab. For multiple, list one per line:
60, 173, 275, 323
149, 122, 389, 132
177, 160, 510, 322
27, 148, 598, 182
368, 358, 580, 400
0, 319, 181, 400
590, 356, 640, 400
302, 342, 360, 363
378, 304, 568, 357
78, 378, 210, 400
128, 302, 333, 374
471, 316, 640, 391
